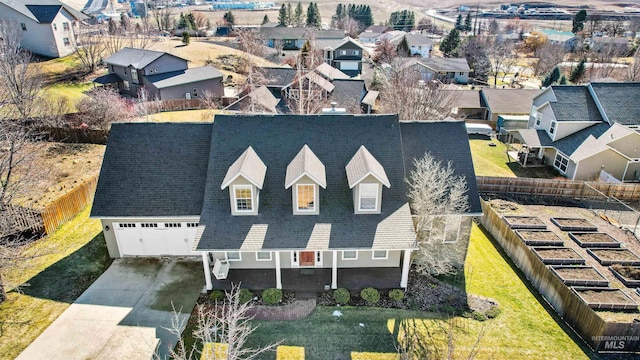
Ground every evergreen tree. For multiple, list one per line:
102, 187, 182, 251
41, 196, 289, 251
278, 4, 288, 26
108, 18, 117, 35
186, 13, 196, 28
287, 3, 293, 26
223, 11, 235, 26
306, 2, 321, 28
569, 59, 586, 83
334, 3, 345, 21
178, 12, 188, 29
439, 28, 460, 55
542, 67, 561, 87
572, 10, 587, 34
559, 75, 567, 85
262, 14, 270, 25
294, 2, 303, 26
396, 35, 410, 57
389, 10, 414, 31
182, 31, 190, 45
363, 5, 374, 27
464, 13, 472, 32
455, 14, 463, 30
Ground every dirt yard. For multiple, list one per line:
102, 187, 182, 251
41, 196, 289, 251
14, 142, 105, 209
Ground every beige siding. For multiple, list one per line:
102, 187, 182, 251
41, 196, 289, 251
536, 104, 556, 136
609, 134, 640, 159
0, 4, 58, 58
574, 149, 628, 181
50, 10, 76, 57
555, 122, 598, 141
624, 162, 640, 182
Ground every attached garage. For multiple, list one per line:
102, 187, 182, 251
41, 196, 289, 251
339, 61, 359, 71
114, 221, 199, 256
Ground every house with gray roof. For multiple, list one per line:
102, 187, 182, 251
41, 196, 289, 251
404, 57, 470, 84
91, 114, 481, 291
401, 34, 433, 58
94, 47, 224, 100
259, 27, 345, 50
514, 82, 640, 181
0, 0, 84, 58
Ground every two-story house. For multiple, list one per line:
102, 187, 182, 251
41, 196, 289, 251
94, 47, 224, 100
401, 34, 433, 58
0, 0, 84, 58
90, 114, 481, 292
320, 37, 364, 77
515, 82, 640, 181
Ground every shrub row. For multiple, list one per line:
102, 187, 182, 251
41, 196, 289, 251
209, 288, 283, 304
332, 288, 405, 304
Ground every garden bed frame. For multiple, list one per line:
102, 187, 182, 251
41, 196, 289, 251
569, 232, 621, 248
610, 265, 640, 287
550, 217, 598, 232
502, 216, 547, 230
516, 230, 564, 246
572, 287, 639, 310
551, 266, 609, 287
532, 247, 586, 265
587, 248, 640, 266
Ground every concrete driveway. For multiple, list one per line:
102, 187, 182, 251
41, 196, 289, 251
18, 258, 204, 360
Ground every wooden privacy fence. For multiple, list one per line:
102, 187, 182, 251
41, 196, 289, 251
140, 99, 208, 114
40, 176, 98, 234
477, 176, 640, 202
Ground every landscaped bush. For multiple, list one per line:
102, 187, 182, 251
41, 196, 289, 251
360, 287, 380, 304
485, 305, 501, 319
333, 288, 350, 304
388, 289, 404, 301
238, 288, 253, 303
472, 311, 488, 321
209, 289, 225, 302
262, 288, 283, 305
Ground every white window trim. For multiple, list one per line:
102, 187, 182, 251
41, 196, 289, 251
132, 70, 139, 82
372, 250, 388, 260
315, 251, 323, 267
233, 184, 254, 212
342, 250, 358, 260
549, 120, 557, 135
553, 152, 569, 174
226, 251, 242, 261
256, 251, 272, 261
291, 251, 299, 267
296, 183, 316, 212
535, 112, 542, 127
123, 80, 130, 90
358, 183, 379, 212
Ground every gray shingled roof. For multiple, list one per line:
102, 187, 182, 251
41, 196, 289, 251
548, 86, 603, 122
90, 123, 212, 217
399, 121, 482, 215
481, 88, 539, 114
345, 146, 391, 188
261, 67, 297, 88
0, 0, 83, 23
103, 47, 187, 69
314, 63, 350, 80
518, 123, 611, 158
404, 33, 433, 47
331, 79, 365, 107
146, 66, 223, 89
224, 85, 280, 113
221, 147, 267, 190
195, 114, 417, 251
305, 71, 334, 92
285, 145, 327, 188
590, 82, 640, 126
259, 27, 345, 40
417, 57, 470, 72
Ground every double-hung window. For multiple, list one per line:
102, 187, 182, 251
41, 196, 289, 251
234, 185, 253, 212
358, 183, 378, 211
554, 152, 569, 173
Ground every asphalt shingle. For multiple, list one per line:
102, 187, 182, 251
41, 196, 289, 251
590, 82, 640, 126
549, 86, 603, 122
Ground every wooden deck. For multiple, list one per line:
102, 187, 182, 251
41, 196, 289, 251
211, 267, 402, 292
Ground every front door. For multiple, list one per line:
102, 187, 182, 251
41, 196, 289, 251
300, 251, 315, 267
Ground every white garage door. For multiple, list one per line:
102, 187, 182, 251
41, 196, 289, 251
339, 61, 359, 70
114, 222, 197, 256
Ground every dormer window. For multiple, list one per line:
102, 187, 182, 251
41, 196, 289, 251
285, 145, 326, 215
346, 146, 390, 214
221, 147, 267, 216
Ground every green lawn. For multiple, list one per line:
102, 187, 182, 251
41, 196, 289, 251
43, 82, 94, 112
186, 223, 593, 359
469, 138, 558, 178
0, 206, 112, 359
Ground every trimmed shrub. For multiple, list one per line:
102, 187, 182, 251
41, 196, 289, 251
388, 289, 404, 301
262, 288, 283, 305
472, 311, 488, 321
360, 287, 380, 304
485, 305, 501, 319
238, 288, 253, 303
333, 288, 350, 304
209, 289, 225, 302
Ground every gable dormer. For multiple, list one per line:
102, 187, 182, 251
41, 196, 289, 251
220, 147, 266, 216
285, 145, 326, 215
345, 146, 390, 214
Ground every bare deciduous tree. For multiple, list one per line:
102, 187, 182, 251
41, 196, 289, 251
73, 23, 105, 73
0, 20, 44, 120
378, 65, 458, 120
626, 49, 640, 81
533, 43, 566, 76
150, 1, 173, 32
406, 152, 469, 276
76, 87, 135, 131
234, 29, 269, 113
486, 38, 514, 86
169, 284, 281, 360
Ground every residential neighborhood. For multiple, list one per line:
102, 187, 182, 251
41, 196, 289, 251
2, 0, 640, 359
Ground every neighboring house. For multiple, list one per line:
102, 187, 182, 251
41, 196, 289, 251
0, 0, 84, 58
539, 29, 578, 51
586, 36, 630, 54
94, 47, 224, 100
224, 85, 280, 113
406, 57, 470, 84
358, 31, 382, 44
91, 114, 481, 291
401, 34, 433, 58
321, 37, 364, 77
448, 89, 485, 120
480, 88, 540, 123
378, 30, 406, 44
364, 25, 392, 34
516, 83, 640, 181
259, 27, 345, 50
